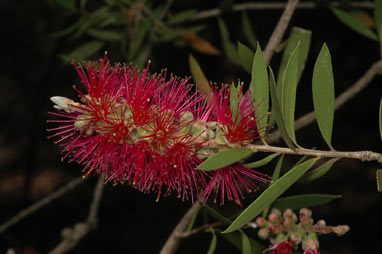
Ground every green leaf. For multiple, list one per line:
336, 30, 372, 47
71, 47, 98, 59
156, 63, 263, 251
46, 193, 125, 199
59, 40, 104, 62
251, 44, 269, 135
159, 25, 206, 42
87, 28, 121, 41
55, 0, 76, 10
241, 11, 257, 49
375, 0, 382, 37
223, 158, 317, 233
230, 82, 243, 123
129, 17, 151, 60
218, 18, 239, 64
331, 8, 378, 41
299, 158, 339, 183
244, 153, 279, 168
269, 67, 296, 150
167, 9, 197, 25
187, 202, 201, 231
277, 27, 311, 88
380, 97, 382, 142
272, 194, 342, 211
312, 43, 335, 150
50, 17, 86, 38
204, 205, 231, 224
220, 231, 265, 253
207, 228, 217, 254
281, 43, 300, 145
240, 230, 251, 254
196, 148, 253, 171
189, 54, 211, 97
262, 154, 284, 218
377, 169, 382, 192
237, 42, 254, 73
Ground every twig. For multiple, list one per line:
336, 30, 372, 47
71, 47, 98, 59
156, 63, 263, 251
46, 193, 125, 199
0, 177, 84, 234
192, 1, 374, 20
243, 144, 382, 163
263, 0, 300, 65
265, 60, 382, 144
159, 203, 199, 254
49, 176, 105, 254
176, 221, 224, 239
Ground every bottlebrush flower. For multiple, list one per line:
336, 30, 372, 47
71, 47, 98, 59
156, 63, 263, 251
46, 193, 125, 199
48, 54, 268, 204
264, 242, 293, 254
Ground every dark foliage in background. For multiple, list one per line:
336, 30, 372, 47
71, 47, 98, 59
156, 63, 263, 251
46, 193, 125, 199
0, 0, 381, 253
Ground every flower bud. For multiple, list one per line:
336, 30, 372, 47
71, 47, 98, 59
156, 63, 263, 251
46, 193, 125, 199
283, 208, 294, 219
255, 217, 267, 227
332, 225, 350, 236
290, 232, 302, 245
270, 224, 283, 234
299, 208, 312, 220
258, 228, 269, 240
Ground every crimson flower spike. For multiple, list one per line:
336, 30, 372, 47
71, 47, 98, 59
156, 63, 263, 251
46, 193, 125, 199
47, 54, 269, 204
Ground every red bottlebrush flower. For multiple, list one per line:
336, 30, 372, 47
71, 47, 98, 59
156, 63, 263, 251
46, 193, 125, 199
48, 54, 268, 204
264, 242, 293, 254
304, 248, 320, 254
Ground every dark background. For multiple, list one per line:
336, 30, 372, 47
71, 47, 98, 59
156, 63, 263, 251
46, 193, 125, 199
0, 0, 381, 253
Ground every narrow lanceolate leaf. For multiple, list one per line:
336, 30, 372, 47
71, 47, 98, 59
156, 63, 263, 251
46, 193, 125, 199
196, 148, 253, 171
376, 169, 382, 192
221, 231, 265, 253
189, 54, 211, 96
59, 40, 105, 62
204, 204, 231, 224
251, 44, 269, 135
230, 82, 243, 123
87, 28, 121, 41
272, 194, 342, 211
240, 230, 251, 254
281, 43, 300, 145
375, 0, 382, 37
166, 9, 197, 25
277, 27, 311, 88
379, 97, 382, 142
244, 153, 279, 169
312, 43, 335, 150
262, 155, 284, 218
223, 158, 317, 233
237, 41, 254, 73
298, 158, 339, 183
242, 11, 257, 49
187, 202, 201, 231
207, 228, 217, 254
331, 8, 378, 41
129, 17, 151, 60
269, 67, 296, 150
218, 17, 239, 64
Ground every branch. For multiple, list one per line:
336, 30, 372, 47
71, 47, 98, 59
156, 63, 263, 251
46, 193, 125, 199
176, 221, 224, 239
243, 144, 382, 163
263, 0, 300, 65
49, 176, 104, 254
159, 203, 199, 254
265, 60, 382, 144
191, 1, 374, 20
0, 177, 84, 234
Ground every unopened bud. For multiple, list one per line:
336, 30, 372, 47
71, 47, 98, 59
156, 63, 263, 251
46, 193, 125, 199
332, 225, 350, 236
290, 232, 302, 245
283, 208, 294, 219
316, 220, 326, 227
255, 217, 267, 227
268, 211, 281, 224
299, 208, 312, 220
282, 217, 294, 229
258, 228, 269, 240
270, 224, 283, 234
